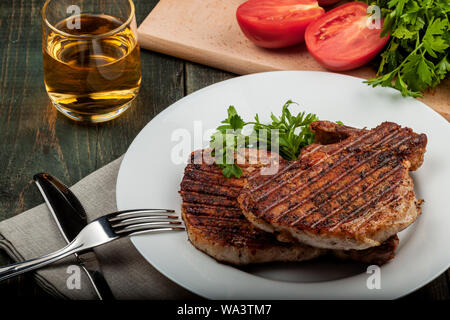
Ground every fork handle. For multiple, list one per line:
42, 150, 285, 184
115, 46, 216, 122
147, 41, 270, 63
0, 241, 82, 282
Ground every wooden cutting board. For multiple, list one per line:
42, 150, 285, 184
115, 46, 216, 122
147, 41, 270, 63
138, 0, 450, 120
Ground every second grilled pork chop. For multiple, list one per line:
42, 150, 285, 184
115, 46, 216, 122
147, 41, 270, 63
180, 149, 324, 265
181, 148, 399, 265
239, 121, 427, 250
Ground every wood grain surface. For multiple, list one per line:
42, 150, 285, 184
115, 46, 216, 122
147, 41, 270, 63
138, 0, 450, 120
0, 0, 448, 299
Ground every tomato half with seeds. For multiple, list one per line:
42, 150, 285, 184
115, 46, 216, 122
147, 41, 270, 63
305, 2, 389, 71
236, 0, 325, 49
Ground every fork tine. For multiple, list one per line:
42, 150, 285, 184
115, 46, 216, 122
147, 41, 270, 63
117, 209, 175, 214
110, 216, 179, 228
126, 227, 185, 237
111, 217, 183, 228
114, 221, 183, 232
107, 209, 185, 237
114, 222, 185, 236
108, 209, 177, 222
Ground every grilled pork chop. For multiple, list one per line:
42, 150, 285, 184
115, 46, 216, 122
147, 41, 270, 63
238, 121, 427, 250
180, 148, 399, 265
333, 234, 399, 265
180, 149, 324, 265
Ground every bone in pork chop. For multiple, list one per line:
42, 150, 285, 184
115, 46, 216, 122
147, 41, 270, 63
180, 149, 324, 265
180, 148, 400, 265
238, 121, 427, 250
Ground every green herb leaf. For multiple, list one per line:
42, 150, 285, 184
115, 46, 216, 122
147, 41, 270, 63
209, 101, 320, 178
362, 0, 449, 97
219, 163, 243, 178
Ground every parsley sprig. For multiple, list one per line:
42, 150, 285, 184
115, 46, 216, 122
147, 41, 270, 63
363, 0, 449, 97
209, 101, 318, 178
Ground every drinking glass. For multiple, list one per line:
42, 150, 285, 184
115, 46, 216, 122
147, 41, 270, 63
42, 0, 141, 122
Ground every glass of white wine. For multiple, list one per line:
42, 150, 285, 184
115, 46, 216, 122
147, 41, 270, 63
42, 0, 141, 123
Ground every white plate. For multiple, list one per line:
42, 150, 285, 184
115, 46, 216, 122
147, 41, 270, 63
116, 71, 450, 299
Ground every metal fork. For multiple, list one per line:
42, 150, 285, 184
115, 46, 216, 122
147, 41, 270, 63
0, 209, 184, 282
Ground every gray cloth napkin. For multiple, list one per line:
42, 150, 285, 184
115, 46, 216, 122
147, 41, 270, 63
0, 156, 197, 299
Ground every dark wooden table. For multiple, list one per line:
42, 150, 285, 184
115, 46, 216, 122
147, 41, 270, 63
0, 0, 448, 299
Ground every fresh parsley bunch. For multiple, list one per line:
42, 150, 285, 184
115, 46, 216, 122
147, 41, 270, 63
363, 0, 449, 97
250, 101, 318, 161
209, 101, 318, 178
209, 106, 248, 178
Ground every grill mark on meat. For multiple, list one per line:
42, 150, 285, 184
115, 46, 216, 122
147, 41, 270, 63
238, 121, 426, 250
180, 149, 329, 264
181, 191, 279, 247
183, 202, 242, 213
184, 167, 244, 185
327, 168, 403, 230
351, 194, 401, 230
181, 179, 242, 198
182, 204, 246, 223
246, 130, 373, 191
247, 144, 324, 183
251, 125, 399, 203
186, 223, 276, 247
329, 178, 404, 231
182, 148, 402, 264
248, 131, 372, 194
278, 163, 403, 230
284, 135, 411, 226
258, 130, 405, 217
297, 144, 323, 157
289, 152, 403, 227
187, 215, 246, 225
182, 202, 242, 215
180, 191, 236, 207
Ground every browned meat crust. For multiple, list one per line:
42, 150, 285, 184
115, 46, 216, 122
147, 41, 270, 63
180, 148, 400, 265
238, 121, 427, 250
333, 235, 399, 265
180, 149, 324, 265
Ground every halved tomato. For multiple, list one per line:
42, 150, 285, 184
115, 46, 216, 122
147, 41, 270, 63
305, 2, 389, 71
318, 0, 341, 6
236, 0, 325, 49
